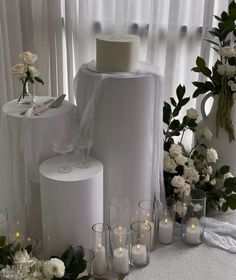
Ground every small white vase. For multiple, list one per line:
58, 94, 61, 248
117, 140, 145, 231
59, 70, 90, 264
197, 92, 236, 175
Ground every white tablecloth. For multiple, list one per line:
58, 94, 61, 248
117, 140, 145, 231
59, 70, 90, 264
74, 62, 164, 223
0, 97, 76, 239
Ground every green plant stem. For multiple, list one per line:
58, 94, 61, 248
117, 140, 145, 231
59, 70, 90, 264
216, 76, 235, 141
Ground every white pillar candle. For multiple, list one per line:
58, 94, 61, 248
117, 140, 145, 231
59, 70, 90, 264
112, 247, 129, 275
185, 224, 202, 244
141, 220, 154, 248
131, 244, 147, 266
158, 218, 173, 244
93, 244, 107, 276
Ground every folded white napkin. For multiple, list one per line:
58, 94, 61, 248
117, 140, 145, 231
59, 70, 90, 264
202, 217, 236, 253
25, 103, 49, 117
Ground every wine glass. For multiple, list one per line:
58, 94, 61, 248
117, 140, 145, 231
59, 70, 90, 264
52, 138, 73, 173
73, 135, 92, 169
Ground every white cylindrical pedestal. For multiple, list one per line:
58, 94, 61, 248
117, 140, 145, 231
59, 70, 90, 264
75, 63, 163, 223
39, 155, 103, 257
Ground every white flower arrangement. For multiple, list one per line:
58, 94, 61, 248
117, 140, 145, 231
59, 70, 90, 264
0, 251, 65, 280
11, 51, 44, 101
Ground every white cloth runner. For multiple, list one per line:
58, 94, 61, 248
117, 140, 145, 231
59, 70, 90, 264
203, 217, 236, 253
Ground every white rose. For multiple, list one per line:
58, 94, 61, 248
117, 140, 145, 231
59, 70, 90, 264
20, 51, 38, 64
183, 183, 191, 196
199, 126, 213, 140
210, 179, 216, 185
184, 166, 199, 184
224, 172, 234, 179
175, 155, 188, 166
171, 175, 186, 189
11, 63, 26, 78
169, 143, 182, 158
14, 249, 30, 263
207, 148, 218, 163
219, 47, 236, 58
164, 156, 177, 173
174, 201, 187, 217
164, 151, 169, 160
217, 63, 236, 77
28, 66, 40, 77
43, 258, 65, 279
203, 173, 210, 182
207, 166, 213, 175
186, 108, 198, 120
191, 203, 203, 212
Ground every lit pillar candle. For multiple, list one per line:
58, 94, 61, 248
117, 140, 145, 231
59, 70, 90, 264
158, 217, 173, 244
112, 247, 129, 275
93, 243, 107, 276
131, 244, 147, 266
141, 220, 154, 248
185, 223, 201, 244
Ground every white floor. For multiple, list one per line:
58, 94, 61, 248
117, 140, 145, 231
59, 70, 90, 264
128, 211, 236, 280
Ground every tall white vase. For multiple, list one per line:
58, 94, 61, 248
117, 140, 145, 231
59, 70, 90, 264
198, 93, 236, 175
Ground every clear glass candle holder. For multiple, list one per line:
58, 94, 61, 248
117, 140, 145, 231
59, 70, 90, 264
13, 236, 38, 256
158, 206, 174, 245
109, 196, 133, 231
92, 223, 109, 278
131, 221, 151, 267
138, 199, 158, 250
181, 189, 206, 246
0, 209, 9, 240
110, 226, 131, 276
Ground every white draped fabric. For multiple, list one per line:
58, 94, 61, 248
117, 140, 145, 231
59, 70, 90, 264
0, 0, 229, 113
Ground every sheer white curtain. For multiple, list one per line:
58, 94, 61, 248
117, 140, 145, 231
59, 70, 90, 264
0, 0, 229, 113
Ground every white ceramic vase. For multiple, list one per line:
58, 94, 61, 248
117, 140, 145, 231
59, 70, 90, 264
197, 92, 236, 175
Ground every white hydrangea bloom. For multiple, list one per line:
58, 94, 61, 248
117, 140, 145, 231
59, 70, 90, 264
199, 126, 213, 140
207, 166, 213, 175
186, 108, 198, 120
183, 183, 191, 196
175, 154, 188, 166
207, 148, 218, 163
164, 150, 169, 160
183, 166, 200, 184
43, 258, 65, 279
169, 143, 182, 158
219, 46, 236, 58
164, 156, 177, 173
203, 173, 210, 182
14, 249, 30, 263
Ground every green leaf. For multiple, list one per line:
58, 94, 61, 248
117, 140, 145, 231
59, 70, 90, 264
34, 76, 44, 85
219, 165, 230, 175
176, 84, 185, 100
214, 15, 222, 21
228, 198, 236, 210
61, 246, 75, 268
196, 56, 206, 68
163, 102, 172, 125
224, 177, 236, 191
75, 245, 85, 263
180, 97, 190, 107
0, 236, 6, 247
222, 202, 228, 212
170, 97, 176, 107
29, 77, 35, 83
229, 8, 236, 19
221, 11, 229, 21
191, 67, 201, 72
229, 1, 236, 10
25, 244, 32, 254
204, 39, 220, 47
169, 119, 180, 130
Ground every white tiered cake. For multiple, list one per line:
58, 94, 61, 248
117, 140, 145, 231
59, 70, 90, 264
96, 35, 140, 72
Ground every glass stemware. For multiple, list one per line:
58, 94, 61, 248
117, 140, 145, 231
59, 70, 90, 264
52, 138, 73, 173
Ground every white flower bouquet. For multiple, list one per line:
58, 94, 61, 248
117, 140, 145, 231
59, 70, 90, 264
11, 51, 44, 102
163, 85, 236, 216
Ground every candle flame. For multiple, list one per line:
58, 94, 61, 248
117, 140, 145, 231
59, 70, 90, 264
191, 224, 195, 230
15, 231, 20, 238
118, 226, 122, 231
164, 218, 168, 224
27, 237, 31, 242
98, 243, 102, 249
119, 247, 122, 253
137, 244, 140, 250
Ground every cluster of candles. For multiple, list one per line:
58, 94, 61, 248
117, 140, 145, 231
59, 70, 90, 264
91, 198, 204, 278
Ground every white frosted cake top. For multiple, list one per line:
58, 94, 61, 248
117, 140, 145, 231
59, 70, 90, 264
97, 34, 139, 42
